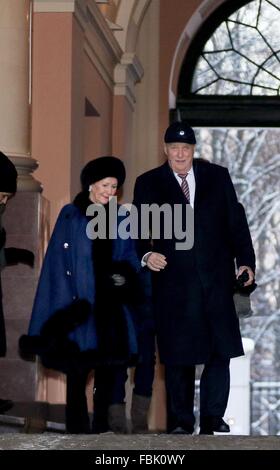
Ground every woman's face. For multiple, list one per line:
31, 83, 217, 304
89, 177, 118, 205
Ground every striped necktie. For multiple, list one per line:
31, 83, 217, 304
178, 173, 190, 203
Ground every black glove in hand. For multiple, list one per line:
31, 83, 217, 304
109, 261, 143, 305
234, 270, 257, 295
5, 248, 35, 267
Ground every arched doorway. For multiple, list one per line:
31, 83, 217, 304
175, 0, 280, 435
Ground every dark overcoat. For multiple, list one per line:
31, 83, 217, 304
26, 202, 140, 370
0, 226, 6, 357
0, 281, 6, 357
133, 159, 255, 365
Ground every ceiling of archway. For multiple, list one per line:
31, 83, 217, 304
97, 0, 151, 52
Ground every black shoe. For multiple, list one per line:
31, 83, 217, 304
199, 427, 213, 435
67, 427, 91, 434
169, 426, 193, 435
66, 414, 91, 434
92, 407, 110, 434
200, 417, 230, 435
92, 420, 109, 434
0, 399, 14, 414
212, 417, 230, 433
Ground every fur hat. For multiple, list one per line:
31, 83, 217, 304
164, 121, 196, 145
0, 151, 17, 193
81, 156, 126, 191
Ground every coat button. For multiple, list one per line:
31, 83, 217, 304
64, 242, 69, 249
66, 270, 71, 276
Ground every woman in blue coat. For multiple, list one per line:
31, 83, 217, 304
21, 156, 141, 433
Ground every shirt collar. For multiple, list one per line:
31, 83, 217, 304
174, 166, 194, 177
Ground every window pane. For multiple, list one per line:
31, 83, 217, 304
191, 0, 280, 96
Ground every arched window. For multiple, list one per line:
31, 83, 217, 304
176, 0, 280, 436
176, 0, 280, 126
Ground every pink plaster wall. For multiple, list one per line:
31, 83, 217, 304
32, 13, 115, 229
112, 95, 134, 203
83, 55, 113, 163
70, 16, 85, 200
31, 13, 73, 228
71, 17, 115, 196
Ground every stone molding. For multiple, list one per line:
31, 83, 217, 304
83, 1, 122, 90
34, 0, 123, 91
9, 155, 42, 192
114, 52, 144, 108
34, 0, 79, 12
34, 1, 143, 102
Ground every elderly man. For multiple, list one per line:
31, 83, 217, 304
133, 122, 255, 434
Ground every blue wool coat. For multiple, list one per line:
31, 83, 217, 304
28, 203, 140, 357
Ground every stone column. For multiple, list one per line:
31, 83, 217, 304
0, 0, 40, 191
113, 52, 143, 202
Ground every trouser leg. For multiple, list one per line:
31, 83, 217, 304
165, 364, 196, 433
93, 366, 128, 433
110, 366, 128, 404
133, 327, 155, 398
66, 368, 90, 433
107, 366, 128, 433
92, 367, 111, 433
131, 327, 155, 432
200, 356, 230, 419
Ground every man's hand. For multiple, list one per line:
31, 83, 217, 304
236, 266, 254, 287
145, 252, 167, 272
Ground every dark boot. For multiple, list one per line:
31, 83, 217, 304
66, 369, 90, 434
108, 403, 127, 433
23, 417, 47, 434
131, 394, 151, 433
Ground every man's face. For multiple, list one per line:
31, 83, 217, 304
164, 142, 195, 174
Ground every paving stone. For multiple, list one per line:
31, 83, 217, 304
0, 426, 279, 450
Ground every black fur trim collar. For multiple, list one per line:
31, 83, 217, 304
73, 191, 92, 215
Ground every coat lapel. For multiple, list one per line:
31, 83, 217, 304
158, 161, 186, 205
193, 159, 211, 208
159, 159, 211, 207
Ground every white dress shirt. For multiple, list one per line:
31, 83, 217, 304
173, 166, 195, 208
